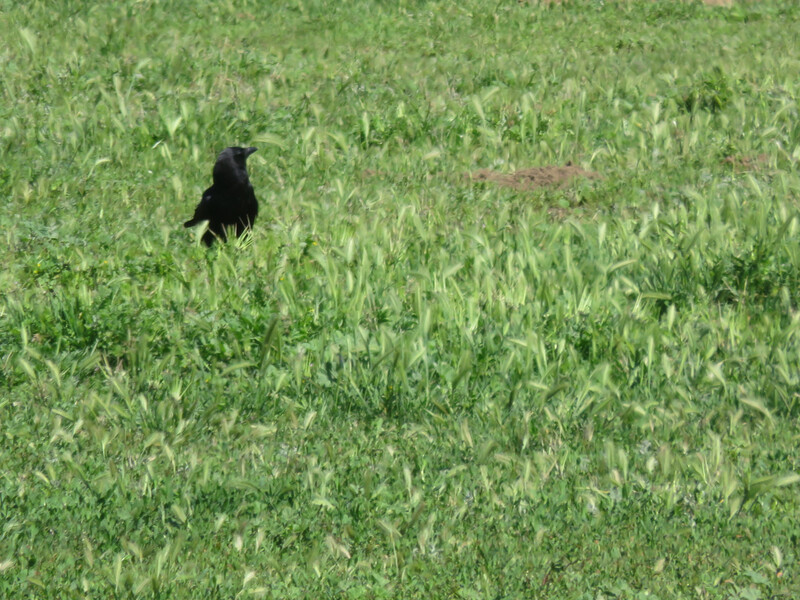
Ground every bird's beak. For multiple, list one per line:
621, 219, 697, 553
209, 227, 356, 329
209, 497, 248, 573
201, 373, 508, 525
245, 147, 257, 157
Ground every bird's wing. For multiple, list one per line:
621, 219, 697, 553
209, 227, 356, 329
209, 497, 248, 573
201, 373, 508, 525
184, 188, 215, 227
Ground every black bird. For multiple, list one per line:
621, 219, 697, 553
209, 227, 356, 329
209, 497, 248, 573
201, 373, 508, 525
184, 146, 258, 246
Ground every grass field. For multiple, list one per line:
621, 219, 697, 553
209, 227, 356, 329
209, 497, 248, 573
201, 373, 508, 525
3, 0, 800, 597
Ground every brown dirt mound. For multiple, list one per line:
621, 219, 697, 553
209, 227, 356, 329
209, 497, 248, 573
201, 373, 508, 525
722, 153, 768, 171
465, 163, 601, 191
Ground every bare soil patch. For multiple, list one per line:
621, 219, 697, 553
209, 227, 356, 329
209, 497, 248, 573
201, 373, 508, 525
465, 162, 601, 191
722, 153, 768, 172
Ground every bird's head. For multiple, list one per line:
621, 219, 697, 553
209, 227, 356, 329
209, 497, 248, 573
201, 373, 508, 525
213, 146, 257, 182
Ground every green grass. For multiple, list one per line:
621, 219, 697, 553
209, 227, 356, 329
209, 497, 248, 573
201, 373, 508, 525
2, 0, 800, 597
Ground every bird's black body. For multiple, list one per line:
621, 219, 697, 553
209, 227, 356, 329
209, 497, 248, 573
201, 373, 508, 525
184, 146, 258, 246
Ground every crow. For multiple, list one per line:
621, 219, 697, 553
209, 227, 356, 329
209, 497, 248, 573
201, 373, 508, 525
184, 146, 258, 246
